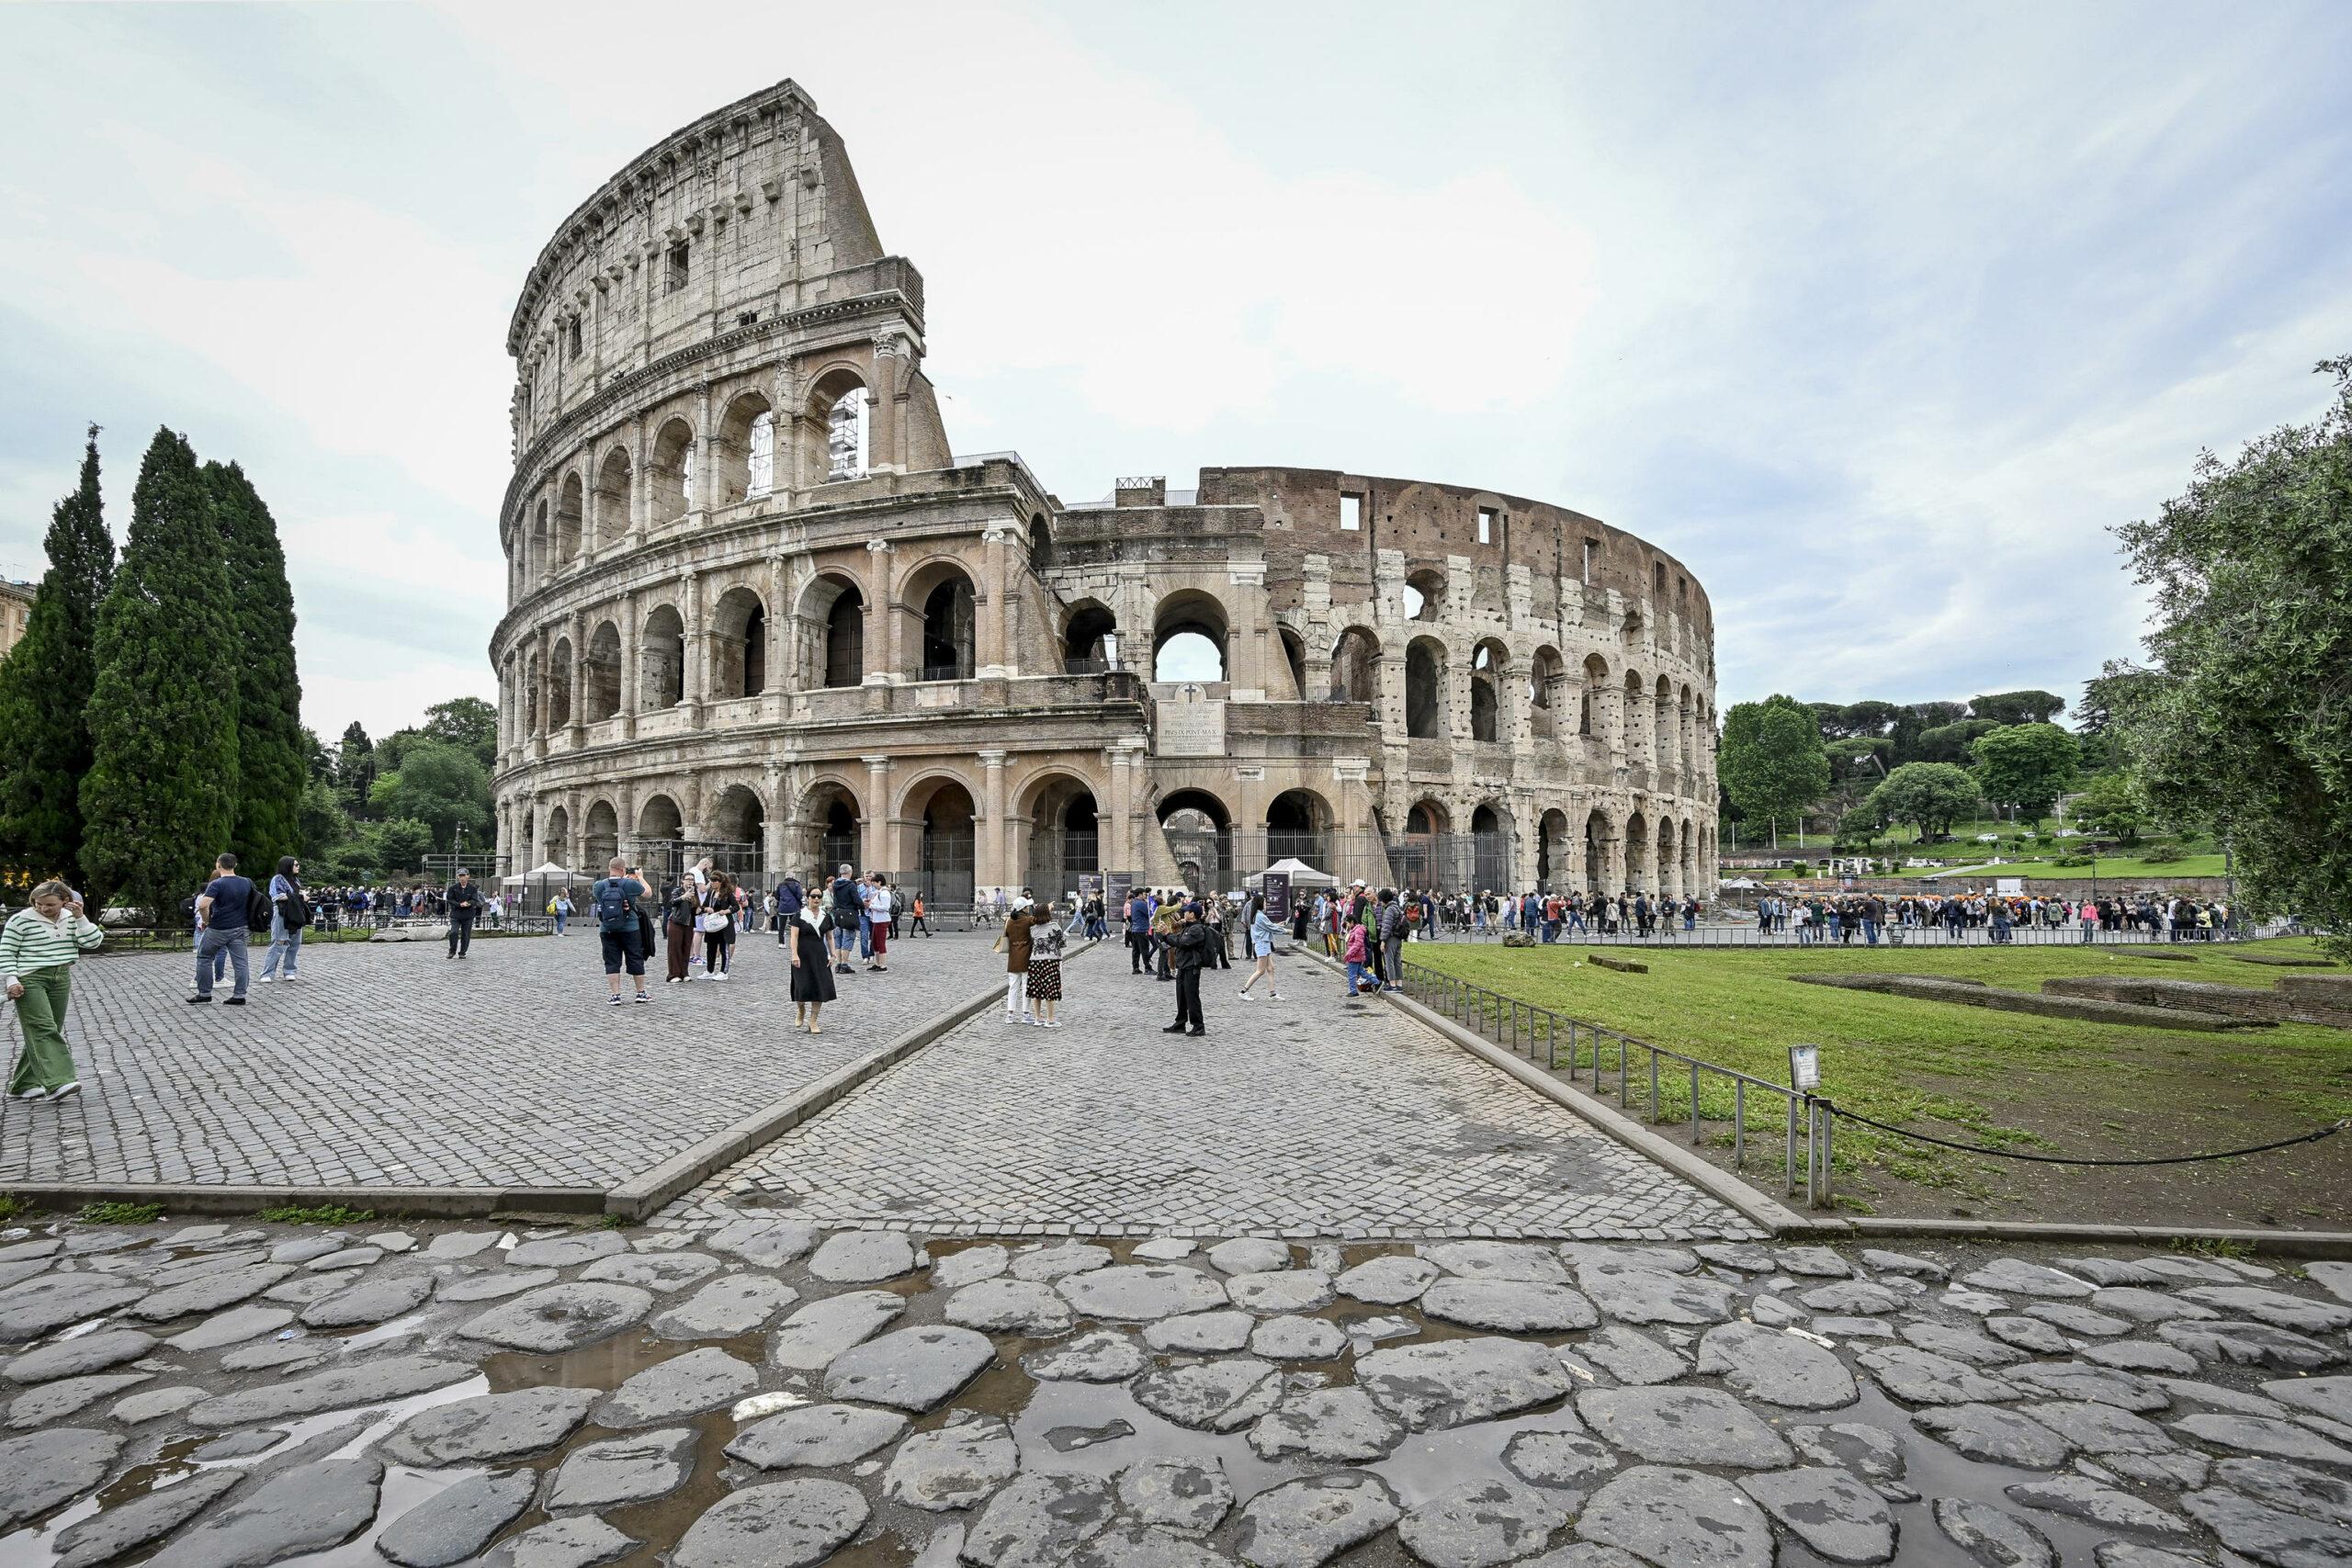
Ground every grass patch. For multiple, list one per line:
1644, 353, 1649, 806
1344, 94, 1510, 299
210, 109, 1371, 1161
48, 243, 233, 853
1405, 936, 2352, 1219
2168, 1235, 2255, 1260
0, 1192, 27, 1224
256, 1202, 376, 1226
78, 1200, 164, 1224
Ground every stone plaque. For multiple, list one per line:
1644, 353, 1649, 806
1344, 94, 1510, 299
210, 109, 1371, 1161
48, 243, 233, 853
1156, 685, 1227, 758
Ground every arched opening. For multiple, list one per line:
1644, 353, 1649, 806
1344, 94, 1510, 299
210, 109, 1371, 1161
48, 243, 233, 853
1266, 788, 1332, 871
1528, 647, 1566, 743
593, 448, 632, 550
1390, 797, 1448, 891
530, 501, 549, 589
1404, 568, 1445, 622
1063, 602, 1117, 674
1624, 811, 1650, 893
1538, 808, 1572, 892
1582, 653, 1610, 741
1023, 776, 1100, 897
1275, 626, 1308, 701
908, 566, 977, 682
1407, 799, 1450, 837
584, 622, 621, 722
1156, 789, 1232, 895
546, 637, 573, 730
710, 587, 768, 700
1330, 626, 1380, 704
1656, 673, 1677, 775
544, 805, 571, 868
582, 800, 620, 872
1622, 608, 1644, 649
911, 779, 977, 909
523, 654, 542, 738
1623, 671, 1647, 765
1471, 802, 1511, 893
1682, 815, 1699, 891
1152, 592, 1229, 683
797, 575, 865, 690
1584, 808, 1610, 894
640, 604, 685, 710
649, 419, 695, 521
799, 784, 862, 879
1027, 514, 1055, 575
555, 474, 583, 566
1470, 641, 1507, 744
710, 785, 765, 875
636, 794, 684, 879
1657, 817, 1678, 898
715, 391, 775, 507
1405, 637, 1446, 739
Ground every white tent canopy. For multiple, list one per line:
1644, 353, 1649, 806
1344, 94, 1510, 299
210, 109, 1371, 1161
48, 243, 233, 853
502, 861, 579, 886
1247, 857, 1339, 890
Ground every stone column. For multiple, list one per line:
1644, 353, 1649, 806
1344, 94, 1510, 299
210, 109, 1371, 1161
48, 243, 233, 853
695, 382, 715, 515
628, 418, 648, 546
980, 525, 1010, 677
869, 335, 902, 476
978, 750, 1008, 891
865, 539, 895, 684
1227, 562, 1265, 699
763, 763, 787, 883
863, 754, 892, 872
682, 571, 707, 722
567, 615, 587, 739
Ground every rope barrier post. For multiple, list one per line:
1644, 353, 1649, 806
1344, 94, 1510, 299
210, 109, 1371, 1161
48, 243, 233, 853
1823, 1099, 1835, 1207
1785, 1095, 1799, 1197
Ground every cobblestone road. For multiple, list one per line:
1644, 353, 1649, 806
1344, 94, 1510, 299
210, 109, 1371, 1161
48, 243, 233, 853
674, 944, 1759, 1240
0, 929, 1004, 1193
2, 1216, 2346, 1567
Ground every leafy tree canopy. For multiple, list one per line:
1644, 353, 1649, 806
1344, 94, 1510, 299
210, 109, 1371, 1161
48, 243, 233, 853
2108, 355, 2352, 953
1916, 717, 1999, 763
2070, 770, 2145, 847
1720, 694, 1829, 840
420, 696, 498, 769
1969, 689, 2067, 727
1869, 762, 1983, 841
368, 739, 492, 852
1971, 721, 2080, 825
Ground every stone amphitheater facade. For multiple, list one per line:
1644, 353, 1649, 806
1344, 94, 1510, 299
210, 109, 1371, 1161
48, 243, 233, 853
490, 81, 1718, 904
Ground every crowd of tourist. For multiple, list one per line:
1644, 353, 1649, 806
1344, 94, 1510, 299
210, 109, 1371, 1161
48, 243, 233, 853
1747, 891, 2240, 943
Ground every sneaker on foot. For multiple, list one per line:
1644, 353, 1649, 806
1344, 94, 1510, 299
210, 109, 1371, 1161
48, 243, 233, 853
187, 996, 211, 1004
635, 991, 652, 1004
51, 1081, 79, 1101
255, 974, 276, 984
1238, 991, 1254, 1000
1269, 992, 1283, 999
282, 975, 299, 983
607, 995, 624, 1007
12, 1087, 47, 1101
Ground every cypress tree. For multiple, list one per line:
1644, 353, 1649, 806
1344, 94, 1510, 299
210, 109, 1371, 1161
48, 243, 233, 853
0, 425, 115, 893
336, 721, 376, 816
206, 459, 305, 867
81, 429, 239, 919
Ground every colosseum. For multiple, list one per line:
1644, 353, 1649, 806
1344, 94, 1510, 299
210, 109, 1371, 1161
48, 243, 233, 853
490, 81, 1719, 906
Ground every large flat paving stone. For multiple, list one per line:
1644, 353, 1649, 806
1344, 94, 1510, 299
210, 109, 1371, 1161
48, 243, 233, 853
1023, 1330, 1149, 1382
672, 1477, 869, 1568
1426, 1241, 1572, 1283
884, 1415, 1020, 1511
378, 1469, 537, 1568
505, 1231, 628, 1269
1738, 1466, 1897, 1564
807, 1229, 918, 1283
704, 1218, 820, 1269
0, 1273, 148, 1341
1250, 1385, 1408, 1462
1932, 1497, 2056, 1568
1573, 1261, 1739, 1325
1420, 1279, 1598, 1333
945, 1278, 1076, 1336
1696, 1322, 1858, 1409
475, 1516, 639, 1567
1234, 1471, 1399, 1568
820, 1325, 993, 1412
51, 1466, 242, 1568
1577, 1466, 1775, 1568
381, 1385, 600, 1466
457, 1282, 654, 1352
299, 1272, 434, 1329
1057, 1265, 1228, 1321
547, 1427, 697, 1510
189, 1354, 474, 1427
168, 1454, 383, 1568
10, 1372, 152, 1428
593, 1346, 758, 1427
124, 1262, 293, 1322
1337, 1255, 1441, 1304
650, 1275, 797, 1340
1359, 1337, 1577, 1431
3, 1327, 157, 1384
966, 1472, 1118, 1567
0, 1427, 124, 1529
1577, 1387, 1795, 1469
729, 1402, 909, 1472
1133, 1358, 1286, 1433
1120, 1455, 1234, 1532
1914, 1403, 2075, 1469
1396, 1477, 1569, 1567
767, 1290, 903, 1371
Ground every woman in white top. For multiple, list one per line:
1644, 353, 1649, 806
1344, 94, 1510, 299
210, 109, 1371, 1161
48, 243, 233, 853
1238, 894, 1283, 1000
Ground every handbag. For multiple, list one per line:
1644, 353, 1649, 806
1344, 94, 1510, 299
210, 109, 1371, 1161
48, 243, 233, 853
697, 911, 729, 934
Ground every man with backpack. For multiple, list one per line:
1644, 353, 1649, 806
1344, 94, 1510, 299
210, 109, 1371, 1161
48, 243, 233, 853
827, 864, 861, 975
591, 857, 651, 1007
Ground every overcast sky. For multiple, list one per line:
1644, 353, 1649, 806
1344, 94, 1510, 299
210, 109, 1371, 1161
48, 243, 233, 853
4, 1, 2347, 739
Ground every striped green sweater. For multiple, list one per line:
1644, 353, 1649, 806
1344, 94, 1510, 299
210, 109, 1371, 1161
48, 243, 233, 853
1, 907, 104, 986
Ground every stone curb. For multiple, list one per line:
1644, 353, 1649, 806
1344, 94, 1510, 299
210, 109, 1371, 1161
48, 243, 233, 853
603, 936, 1102, 1222
0, 1181, 602, 1220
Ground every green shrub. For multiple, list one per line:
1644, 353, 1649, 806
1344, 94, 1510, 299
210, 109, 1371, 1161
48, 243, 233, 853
2140, 841, 2187, 864
79, 1201, 164, 1224
2052, 853, 2092, 868
256, 1202, 375, 1226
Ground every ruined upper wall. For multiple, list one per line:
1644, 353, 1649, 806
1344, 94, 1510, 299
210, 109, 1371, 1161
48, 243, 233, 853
1196, 466, 1713, 636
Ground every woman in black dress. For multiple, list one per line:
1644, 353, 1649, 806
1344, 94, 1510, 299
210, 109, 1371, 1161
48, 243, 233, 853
787, 908, 836, 1032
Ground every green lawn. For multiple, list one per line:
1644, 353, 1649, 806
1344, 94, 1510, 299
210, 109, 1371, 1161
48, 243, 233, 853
1402, 937, 2352, 1224
1871, 853, 2230, 882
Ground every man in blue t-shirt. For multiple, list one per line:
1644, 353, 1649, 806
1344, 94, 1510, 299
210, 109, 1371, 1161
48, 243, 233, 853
590, 857, 650, 1007
1125, 890, 1156, 975
191, 852, 254, 1004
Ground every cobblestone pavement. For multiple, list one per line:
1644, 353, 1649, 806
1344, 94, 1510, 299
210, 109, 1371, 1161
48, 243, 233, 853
670, 945, 1760, 1240
0, 930, 1004, 1193
2, 1216, 2347, 1567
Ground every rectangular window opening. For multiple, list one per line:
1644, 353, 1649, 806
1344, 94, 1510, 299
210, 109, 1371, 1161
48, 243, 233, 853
566, 317, 582, 359
1581, 538, 1599, 584
1339, 493, 1363, 532
1477, 506, 1498, 546
666, 242, 689, 293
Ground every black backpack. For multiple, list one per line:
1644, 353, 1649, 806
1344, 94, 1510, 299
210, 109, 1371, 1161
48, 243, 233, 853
245, 883, 274, 931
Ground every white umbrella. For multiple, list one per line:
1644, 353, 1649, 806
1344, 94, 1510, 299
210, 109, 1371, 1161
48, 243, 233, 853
1247, 857, 1339, 889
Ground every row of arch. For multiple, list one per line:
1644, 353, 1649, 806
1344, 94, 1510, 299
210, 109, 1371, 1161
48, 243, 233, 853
512, 369, 874, 598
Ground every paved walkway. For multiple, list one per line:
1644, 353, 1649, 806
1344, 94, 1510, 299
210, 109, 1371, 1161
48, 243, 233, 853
671, 944, 1759, 1240
0, 929, 1003, 1195
2, 1216, 2346, 1567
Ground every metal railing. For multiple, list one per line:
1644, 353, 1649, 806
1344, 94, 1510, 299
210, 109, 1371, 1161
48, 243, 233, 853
1393, 957, 1834, 1205
1408, 920, 2260, 949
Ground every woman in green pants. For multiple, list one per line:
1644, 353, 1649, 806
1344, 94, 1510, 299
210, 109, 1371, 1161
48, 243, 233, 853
5, 880, 105, 1102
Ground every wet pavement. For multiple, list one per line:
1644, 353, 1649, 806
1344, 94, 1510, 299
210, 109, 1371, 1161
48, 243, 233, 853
0, 1215, 2346, 1565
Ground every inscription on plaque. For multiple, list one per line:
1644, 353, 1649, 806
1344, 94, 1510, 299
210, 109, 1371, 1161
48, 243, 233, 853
1156, 684, 1227, 758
